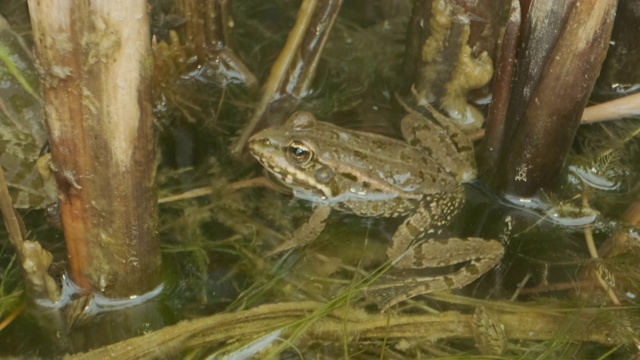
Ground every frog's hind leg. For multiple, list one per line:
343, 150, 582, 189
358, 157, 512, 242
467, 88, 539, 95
386, 190, 465, 263
379, 190, 504, 309
373, 236, 503, 310
387, 195, 502, 277
400, 102, 477, 183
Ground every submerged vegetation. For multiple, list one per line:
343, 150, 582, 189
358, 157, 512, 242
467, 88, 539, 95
0, 0, 639, 358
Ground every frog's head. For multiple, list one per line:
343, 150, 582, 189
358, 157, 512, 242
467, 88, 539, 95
248, 111, 341, 203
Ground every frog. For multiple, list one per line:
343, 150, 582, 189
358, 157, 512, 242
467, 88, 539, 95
247, 106, 504, 309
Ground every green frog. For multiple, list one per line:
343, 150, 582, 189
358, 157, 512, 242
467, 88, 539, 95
248, 107, 503, 308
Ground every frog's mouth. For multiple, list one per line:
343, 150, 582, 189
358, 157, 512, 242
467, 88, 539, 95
249, 140, 334, 199
269, 165, 334, 200
260, 168, 331, 201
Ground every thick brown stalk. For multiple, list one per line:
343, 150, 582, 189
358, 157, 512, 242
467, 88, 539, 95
27, 0, 161, 297
175, 0, 257, 89
479, 0, 520, 173
402, 0, 430, 92
488, 0, 617, 196
177, 0, 231, 53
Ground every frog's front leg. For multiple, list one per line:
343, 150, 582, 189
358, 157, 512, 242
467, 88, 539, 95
267, 205, 332, 256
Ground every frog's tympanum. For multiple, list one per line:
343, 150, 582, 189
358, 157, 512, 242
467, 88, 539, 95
248, 109, 503, 308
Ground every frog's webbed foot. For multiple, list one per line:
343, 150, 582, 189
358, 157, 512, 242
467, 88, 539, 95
371, 236, 504, 310
472, 305, 508, 355
266, 205, 331, 256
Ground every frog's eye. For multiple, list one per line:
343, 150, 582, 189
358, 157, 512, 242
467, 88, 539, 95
287, 140, 313, 165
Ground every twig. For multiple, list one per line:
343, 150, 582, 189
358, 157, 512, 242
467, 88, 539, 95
0, 166, 25, 249
0, 166, 59, 302
158, 177, 283, 204
582, 193, 621, 305
581, 92, 640, 124
0, 304, 24, 331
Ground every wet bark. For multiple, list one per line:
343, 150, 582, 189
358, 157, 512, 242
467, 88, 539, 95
481, 0, 617, 196
27, 0, 161, 298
